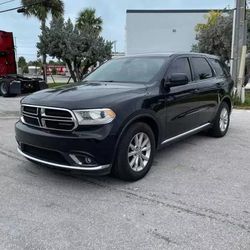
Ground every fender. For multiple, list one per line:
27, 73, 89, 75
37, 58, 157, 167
111, 110, 161, 166
210, 94, 232, 124
220, 94, 233, 113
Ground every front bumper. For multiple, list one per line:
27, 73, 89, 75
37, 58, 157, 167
15, 121, 117, 175
17, 147, 110, 173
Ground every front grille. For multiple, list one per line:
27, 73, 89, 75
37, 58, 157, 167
44, 109, 72, 117
21, 105, 77, 131
44, 119, 75, 130
23, 115, 40, 126
23, 106, 37, 115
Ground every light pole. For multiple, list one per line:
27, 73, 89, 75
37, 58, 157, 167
231, 0, 247, 103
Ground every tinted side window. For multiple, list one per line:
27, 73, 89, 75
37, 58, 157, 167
210, 59, 225, 77
191, 57, 213, 80
167, 58, 192, 82
219, 61, 230, 77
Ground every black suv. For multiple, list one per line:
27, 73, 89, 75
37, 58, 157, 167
16, 53, 234, 181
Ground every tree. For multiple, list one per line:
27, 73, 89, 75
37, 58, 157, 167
18, 56, 29, 73
21, 0, 64, 81
37, 17, 112, 82
76, 8, 103, 35
28, 59, 42, 68
193, 11, 232, 62
193, 10, 250, 62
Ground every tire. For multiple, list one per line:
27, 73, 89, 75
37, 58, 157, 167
0, 81, 10, 97
112, 122, 156, 181
209, 102, 230, 138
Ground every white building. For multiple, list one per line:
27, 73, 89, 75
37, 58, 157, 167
28, 66, 40, 75
126, 9, 224, 55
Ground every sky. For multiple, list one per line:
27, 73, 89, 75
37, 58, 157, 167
0, 0, 235, 61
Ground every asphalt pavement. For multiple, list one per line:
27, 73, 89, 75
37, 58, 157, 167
0, 96, 250, 250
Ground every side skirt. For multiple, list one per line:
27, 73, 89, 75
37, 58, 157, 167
160, 123, 211, 146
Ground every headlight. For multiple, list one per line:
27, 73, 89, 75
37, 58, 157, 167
73, 109, 116, 125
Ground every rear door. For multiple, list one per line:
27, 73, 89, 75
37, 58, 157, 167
164, 57, 202, 139
189, 56, 219, 125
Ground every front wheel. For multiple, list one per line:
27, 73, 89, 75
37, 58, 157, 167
209, 102, 230, 137
112, 122, 156, 181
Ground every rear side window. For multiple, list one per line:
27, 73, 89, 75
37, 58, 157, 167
210, 59, 225, 77
167, 58, 192, 82
191, 57, 213, 80
220, 61, 231, 77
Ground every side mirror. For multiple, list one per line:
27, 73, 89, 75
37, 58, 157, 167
166, 73, 189, 87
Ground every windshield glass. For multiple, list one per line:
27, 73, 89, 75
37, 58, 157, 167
84, 57, 168, 83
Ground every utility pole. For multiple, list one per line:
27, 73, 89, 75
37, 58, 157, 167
231, 0, 247, 103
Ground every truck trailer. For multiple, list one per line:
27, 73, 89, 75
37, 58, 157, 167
0, 30, 47, 97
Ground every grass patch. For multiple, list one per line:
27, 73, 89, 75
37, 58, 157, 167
234, 91, 250, 109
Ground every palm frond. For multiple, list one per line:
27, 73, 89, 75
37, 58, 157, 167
21, 0, 64, 21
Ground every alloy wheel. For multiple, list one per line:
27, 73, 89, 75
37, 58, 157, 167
219, 107, 229, 132
127, 132, 151, 172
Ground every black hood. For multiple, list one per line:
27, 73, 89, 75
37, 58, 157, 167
22, 81, 147, 110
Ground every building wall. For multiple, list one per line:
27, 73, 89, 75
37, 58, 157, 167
126, 10, 220, 55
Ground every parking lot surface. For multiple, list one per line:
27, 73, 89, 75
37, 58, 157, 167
0, 96, 250, 250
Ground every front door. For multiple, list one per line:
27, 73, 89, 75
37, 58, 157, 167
164, 57, 202, 139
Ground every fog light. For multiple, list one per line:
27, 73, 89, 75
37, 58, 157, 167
69, 154, 96, 166
69, 154, 83, 165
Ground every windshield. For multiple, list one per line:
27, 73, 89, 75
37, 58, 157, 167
84, 57, 168, 83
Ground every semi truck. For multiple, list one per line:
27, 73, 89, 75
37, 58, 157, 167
0, 30, 47, 97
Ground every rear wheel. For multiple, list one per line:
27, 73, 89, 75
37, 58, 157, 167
0, 81, 10, 97
112, 122, 155, 181
209, 102, 230, 137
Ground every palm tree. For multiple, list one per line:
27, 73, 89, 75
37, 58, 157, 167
21, 0, 64, 82
76, 8, 103, 34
